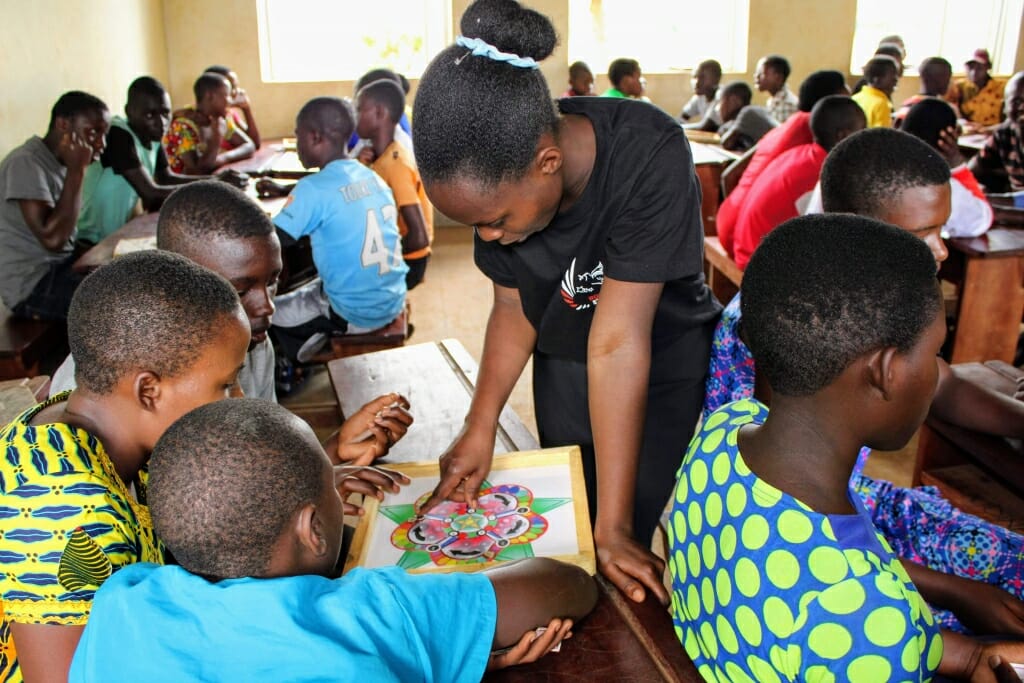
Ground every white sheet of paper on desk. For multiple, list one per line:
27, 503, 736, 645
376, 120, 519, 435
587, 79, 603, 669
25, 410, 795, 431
113, 236, 157, 257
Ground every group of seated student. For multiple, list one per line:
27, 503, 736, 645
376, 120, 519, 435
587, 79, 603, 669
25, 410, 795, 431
686, 81, 778, 152
163, 70, 255, 175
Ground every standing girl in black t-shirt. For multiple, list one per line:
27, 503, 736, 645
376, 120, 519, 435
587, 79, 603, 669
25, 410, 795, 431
414, 0, 721, 604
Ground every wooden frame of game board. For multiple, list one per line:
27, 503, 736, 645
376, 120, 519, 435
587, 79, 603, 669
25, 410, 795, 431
344, 446, 596, 575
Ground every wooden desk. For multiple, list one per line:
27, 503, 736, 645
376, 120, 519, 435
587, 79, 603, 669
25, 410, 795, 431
71, 195, 288, 274
943, 227, 1024, 363
327, 339, 538, 463
219, 139, 314, 179
690, 142, 737, 237
486, 576, 701, 682
958, 132, 988, 158
915, 361, 1024, 531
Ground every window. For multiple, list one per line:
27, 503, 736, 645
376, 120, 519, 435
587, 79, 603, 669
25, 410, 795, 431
567, 0, 749, 74
256, 0, 450, 83
850, 0, 1023, 74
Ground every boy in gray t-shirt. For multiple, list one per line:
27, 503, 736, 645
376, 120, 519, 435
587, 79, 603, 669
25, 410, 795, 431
0, 91, 109, 320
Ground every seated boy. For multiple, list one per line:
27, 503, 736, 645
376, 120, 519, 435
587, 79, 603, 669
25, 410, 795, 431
205, 65, 262, 149
726, 95, 865, 268
356, 78, 433, 289
163, 72, 254, 175
970, 71, 1024, 192
0, 91, 109, 320
709, 128, 1024, 638
257, 97, 408, 362
953, 49, 1007, 130
50, 181, 411, 464
0, 250, 250, 681
76, 77, 244, 247
680, 59, 721, 122
714, 82, 777, 152
601, 58, 644, 99
715, 70, 849, 240
755, 54, 798, 123
893, 57, 956, 125
563, 61, 594, 97
69, 398, 598, 681
852, 56, 899, 127
673, 214, 1024, 681
347, 69, 414, 159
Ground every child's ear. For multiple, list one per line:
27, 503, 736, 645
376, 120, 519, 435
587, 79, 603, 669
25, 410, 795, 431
865, 346, 899, 401
536, 145, 563, 175
133, 371, 162, 412
295, 503, 328, 558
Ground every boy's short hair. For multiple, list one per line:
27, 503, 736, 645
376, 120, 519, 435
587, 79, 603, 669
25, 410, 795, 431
608, 58, 640, 87
874, 45, 904, 65
821, 128, 950, 218
397, 73, 411, 95
797, 70, 847, 112
809, 95, 866, 151
149, 398, 326, 578
901, 98, 958, 151
357, 79, 405, 124
698, 59, 723, 80
48, 91, 108, 131
68, 251, 241, 394
762, 55, 791, 82
721, 81, 752, 106
127, 76, 166, 103
194, 72, 229, 102
297, 96, 355, 144
569, 60, 592, 79
205, 64, 232, 78
355, 68, 402, 93
156, 181, 274, 256
864, 56, 899, 83
742, 214, 942, 397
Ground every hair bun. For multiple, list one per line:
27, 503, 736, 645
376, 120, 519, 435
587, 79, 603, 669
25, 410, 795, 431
460, 0, 557, 62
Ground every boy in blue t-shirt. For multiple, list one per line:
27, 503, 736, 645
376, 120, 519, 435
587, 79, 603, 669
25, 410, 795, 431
258, 97, 407, 361
69, 399, 597, 682
669, 215, 1024, 681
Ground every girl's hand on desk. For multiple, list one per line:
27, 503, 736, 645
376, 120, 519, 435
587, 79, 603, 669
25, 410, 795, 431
336, 393, 413, 465
951, 579, 1024, 638
334, 465, 410, 515
418, 426, 496, 513
595, 528, 669, 605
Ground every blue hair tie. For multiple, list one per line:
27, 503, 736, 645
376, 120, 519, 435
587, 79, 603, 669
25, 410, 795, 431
454, 35, 539, 70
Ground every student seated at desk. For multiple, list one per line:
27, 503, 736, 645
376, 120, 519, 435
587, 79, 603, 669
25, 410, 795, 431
725, 95, 865, 268
348, 68, 414, 160
563, 60, 594, 97
256, 97, 407, 363
852, 56, 899, 128
0, 91, 109, 321
755, 54, 798, 123
893, 57, 957, 126
673, 215, 1024, 681
163, 72, 255, 175
0, 250, 249, 682
953, 49, 1007, 131
601, 58, 645, 99
356, 78, 433, 289
69, 398, 599, 681
715, 70, 848, 240
76, 77, 245, 247
970, 71, 1024, 192
205, 65, 262, 149
709, 129, 1024, 638
715, 81, 777, 152
50, 181, 412, 464
680, 59, 721, 122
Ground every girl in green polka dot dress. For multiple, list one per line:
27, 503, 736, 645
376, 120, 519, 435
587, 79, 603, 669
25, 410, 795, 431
669, 215, 1024, 683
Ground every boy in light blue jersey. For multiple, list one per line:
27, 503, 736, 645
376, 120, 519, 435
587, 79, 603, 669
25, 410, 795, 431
258, 97, 407, 360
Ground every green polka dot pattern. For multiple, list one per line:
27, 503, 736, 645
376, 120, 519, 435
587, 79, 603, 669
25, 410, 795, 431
669, 400, 942, 682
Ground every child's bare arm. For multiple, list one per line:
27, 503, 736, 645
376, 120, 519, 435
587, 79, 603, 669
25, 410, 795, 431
216, 126, 256, 166
10, 622, 83, 683
931, 359, 1024, 438
399, 204, 430, 253
484, 557, 598, 650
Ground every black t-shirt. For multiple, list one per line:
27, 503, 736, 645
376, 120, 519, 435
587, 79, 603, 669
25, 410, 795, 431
474, 97, 721, 375
101, 125, 169, 177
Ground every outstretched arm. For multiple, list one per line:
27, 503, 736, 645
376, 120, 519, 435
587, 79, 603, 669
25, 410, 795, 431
931, 359, 1024, 439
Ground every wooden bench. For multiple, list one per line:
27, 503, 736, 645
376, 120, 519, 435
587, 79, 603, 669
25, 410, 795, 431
0, 306, 66, 381
703, 235, 743, 304
310, 305, 411, 363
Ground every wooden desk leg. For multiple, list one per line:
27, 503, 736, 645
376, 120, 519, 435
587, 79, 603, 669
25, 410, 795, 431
694, 165, 722, 237
951, 255, 1024, 364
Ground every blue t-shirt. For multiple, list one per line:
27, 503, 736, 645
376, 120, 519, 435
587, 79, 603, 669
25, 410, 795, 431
69, 564, 496, 682
274, 159, 408, 329
669, 400, 943, 682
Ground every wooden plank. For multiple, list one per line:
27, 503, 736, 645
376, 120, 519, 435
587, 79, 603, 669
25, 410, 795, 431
949, 249, 1024, 363
703, 235, 742, 304
326, 339, 538, 464
921, 464, 1024, 534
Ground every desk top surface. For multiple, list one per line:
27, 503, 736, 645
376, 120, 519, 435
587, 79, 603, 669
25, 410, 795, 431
220, 139, 314, 178
948, 226, 1024, 257
689, 141, 738, 166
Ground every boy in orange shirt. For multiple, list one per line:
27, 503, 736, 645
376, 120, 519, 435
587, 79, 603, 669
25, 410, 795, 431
355, 78, 433, 289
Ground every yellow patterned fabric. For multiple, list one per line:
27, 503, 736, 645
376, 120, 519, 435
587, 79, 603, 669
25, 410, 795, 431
162, 109, 238, 174
956, 76, 1008, 126
0, 392, 163, 682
